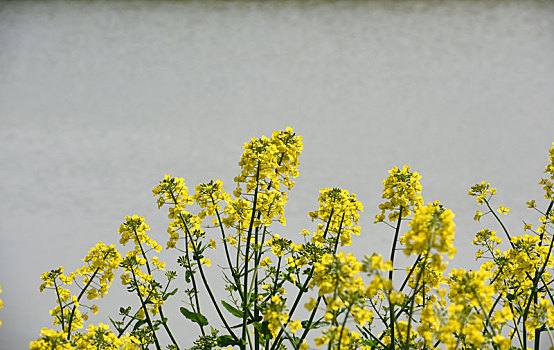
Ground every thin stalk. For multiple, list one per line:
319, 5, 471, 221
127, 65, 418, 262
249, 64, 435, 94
368, 295, 388, 327
398, 254, 422, 293
242, 161, 261, 349
404, 252, 429, 346
171, 192, 206, 336
67, 250, 110, 340
475, 298, 500, 350
508, 302, 524, 346
211, 194, 244, 302
357, 325, 387, 349
183, 225, 240, 343
181, 221, 206, 336
484, 199, 515, 249
336, 304, 354, 350
521, 200, 554, 347
130, 267, 162, 350
388, 290, 397, 350
117, 286, 159, 337
388, 206, 404, 282
273, 210, 340, 350
388, 206, 403, 350
117, 308, 143, 337
132, 228, 180, 349
53, 279, 66, 332
254, 224, 260, 350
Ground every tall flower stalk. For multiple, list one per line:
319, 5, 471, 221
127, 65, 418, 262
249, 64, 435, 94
29, 134, 554, 350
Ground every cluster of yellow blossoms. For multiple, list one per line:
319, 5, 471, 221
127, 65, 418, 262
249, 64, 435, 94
31, 241, 143, 349
29, 132, 554, 350
310, 252, 372, 349
32, 214, 174, 349
118, 215, 166, 317
375, 165, 423, 222
308, 188, 364, 248
401, 201, 456, 258
29, 324, 140, 350
263, 295, 289, 338
37, 241, 121, 333
152, 175, 197, 249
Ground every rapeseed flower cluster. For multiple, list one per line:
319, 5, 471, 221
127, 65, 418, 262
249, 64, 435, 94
118, 216, 167, 318
401, 201, 456, 258
308, 188, 364, 248
38, 242, 121, 335
236, 127, 302, 194
30, 131, 554, 350
77, 242, 122, 301
152, 175, 197, 249
468, 181, 497, 204
72, 323, 140, 350
226, 127, 303, 249
310, 252, 373, 349
375, 165, 423, 223
32, 242, 128, 348
263, 295, 289, 338
29, 324, 140, 350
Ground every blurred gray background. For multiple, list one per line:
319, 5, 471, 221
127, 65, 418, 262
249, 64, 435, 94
1, 0, 553, 348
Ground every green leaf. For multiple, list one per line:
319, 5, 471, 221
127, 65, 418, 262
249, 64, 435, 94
301, 319, 328, 330
180, 307, 209, 326
252, 321, 271, 339
109, 317, 122, 332
133, 319, 147, 331
221, 300, 244, 318
217, 335, 244, 347
361, 339, 379, 347
163, 288, 178, 301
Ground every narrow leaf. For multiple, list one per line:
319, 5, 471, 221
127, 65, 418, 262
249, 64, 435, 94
217, 335, 244, 347
163, 288, 178, 301
221, 300, 244, 318
180, 307, 209, 326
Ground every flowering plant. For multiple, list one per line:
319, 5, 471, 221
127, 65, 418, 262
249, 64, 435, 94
26, 128, 554, 350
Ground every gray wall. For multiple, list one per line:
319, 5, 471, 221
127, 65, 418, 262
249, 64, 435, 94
1, 1, 553, 348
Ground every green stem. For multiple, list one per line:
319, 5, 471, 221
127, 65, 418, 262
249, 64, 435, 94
336, 303, 354, 350
242, 161, 261, 349
53, 279, 66, 332
67, 250, 111, 340
132, 227, 180, 349
521, 200, 554, 348
117, 306, 147, 337
508, 302, 524, 346
389, 206, 403, 282
398, 255, 422, 293
130, 267, 162, 350
368, 295, 388, 327
182, 219, 206, 337
254, 224, 260, 350
388, 206, 403, 350
404, 252, 429, 346
295, 224, 348, 349
171, 192, 206, 337
272, 210, 339, 350
183, 225, 240, 344
484, 199, 514, 249
211, 194, 244, 302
